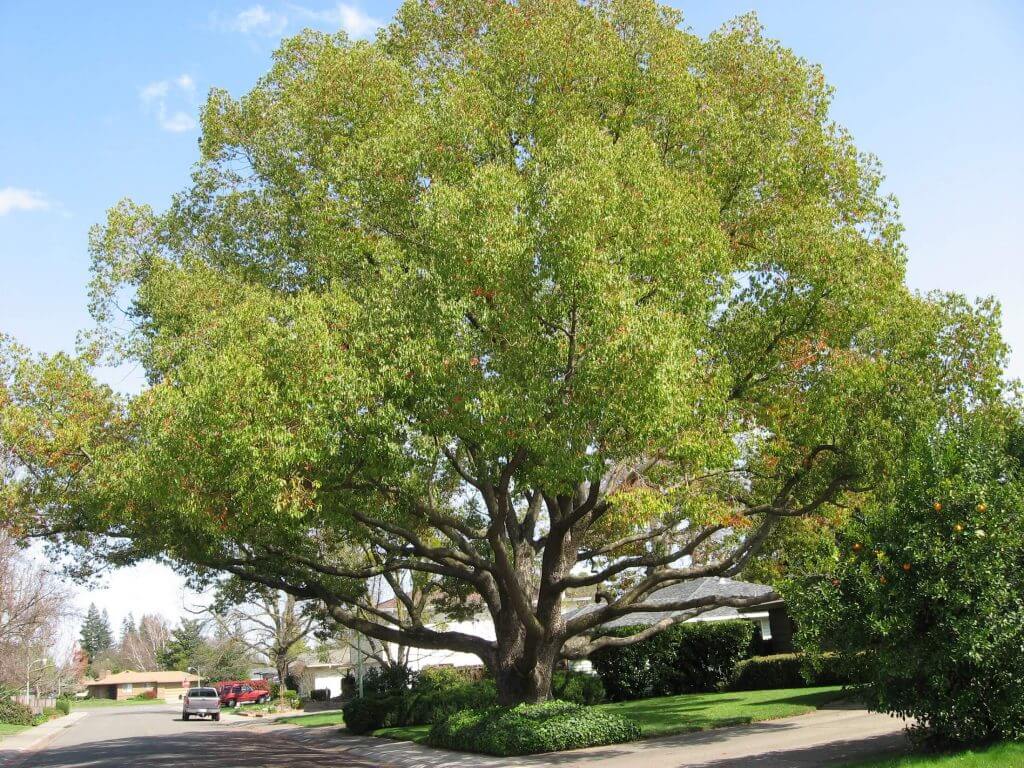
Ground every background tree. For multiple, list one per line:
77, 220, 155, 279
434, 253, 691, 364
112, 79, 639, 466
119, 614, 172, 671
0, 532, 73, 689
204, 582, 317, 695
0, 0, 1011, 703
158, 618, 252, 682
79, 604, 113, 664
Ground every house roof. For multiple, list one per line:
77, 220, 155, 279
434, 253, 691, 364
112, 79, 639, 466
295, 648, 351, 669
86, 670, 199, 685
563, 577, 776, 630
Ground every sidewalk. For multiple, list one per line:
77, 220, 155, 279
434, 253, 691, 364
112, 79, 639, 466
263, 707, 909, 768
0, 712, 88, 766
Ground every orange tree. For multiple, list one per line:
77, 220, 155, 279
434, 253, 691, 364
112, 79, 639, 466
789, 408, 1024, 746
0, 0, 1011, 704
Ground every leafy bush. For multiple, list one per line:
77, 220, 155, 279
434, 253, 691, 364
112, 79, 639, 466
362, 664, 416, 697
404, 678, 497, 726
343, 694, 404, 734
553, 671, 606, 705
56, 698, 71, 715
789, 416, 1024, 746
429, 700, 641, 756
282, 689, 302, 708
728, 653, 849, 691
591, 620, 754, 700
0, 698, 35, 726
129, 690, 158, 700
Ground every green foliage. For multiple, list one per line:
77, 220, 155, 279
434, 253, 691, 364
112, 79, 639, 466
0, 698, 34, 726
591, 620, 754, 700
429, 700, 641, 756
553, 671, 606, 705
344, 671, 499, 732
789, 412, 1024, 746
158, 619, 251, 682
343, 694, 405, 734
79, 603, 113, 662
55, 698, 71, 715
362, 664, 416, 698
0, 0, 1011, 706
728, 653, 850, 691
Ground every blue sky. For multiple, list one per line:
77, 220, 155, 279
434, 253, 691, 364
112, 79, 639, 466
2, 0, 1022, 633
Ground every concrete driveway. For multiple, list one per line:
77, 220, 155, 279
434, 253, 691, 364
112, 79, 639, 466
0, 703, 379, 768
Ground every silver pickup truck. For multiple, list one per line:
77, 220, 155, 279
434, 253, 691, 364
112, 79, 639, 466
182, 687, 221, 721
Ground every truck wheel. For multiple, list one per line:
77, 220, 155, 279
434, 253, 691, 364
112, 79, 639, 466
213, 713, 220, 722
182, 713, 190, 721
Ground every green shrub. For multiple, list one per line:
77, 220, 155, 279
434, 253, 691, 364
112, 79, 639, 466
591, 620, 754, 700
0, 698, 34, 726
282, 689, 302, 709
56, 698, 71, 715
789, 417, 1024, 746
343, 694, 404, 734
404, 678, 497, 726
362, 664, 416, 697
553, 671, 606, 705
429, 700, 641, 756
728, 653, 851, 691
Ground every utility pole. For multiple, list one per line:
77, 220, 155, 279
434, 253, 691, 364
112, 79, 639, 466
356, 633, 364, 698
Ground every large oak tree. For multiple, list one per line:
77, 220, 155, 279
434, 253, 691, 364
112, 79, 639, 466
0, 0, 1009, 703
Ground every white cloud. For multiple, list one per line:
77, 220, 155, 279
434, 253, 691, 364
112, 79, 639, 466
233, 4, 288, 36
139, 74, 198, 133
0, 187, 50, 216
291, 2, 382, 40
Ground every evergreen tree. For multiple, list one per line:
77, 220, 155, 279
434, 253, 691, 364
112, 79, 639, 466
79, 603, 113, 661
158, 620, 206, 671
120, 613, 136, 646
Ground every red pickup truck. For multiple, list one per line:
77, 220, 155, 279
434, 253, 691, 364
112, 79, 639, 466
217, 680, 270, 707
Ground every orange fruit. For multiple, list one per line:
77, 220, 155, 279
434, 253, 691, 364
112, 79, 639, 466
933, 502, 942, 512
954, 523, 964, 533
902, 562, 911, 572
852, 543, 863, 553
976, 503, 987, 513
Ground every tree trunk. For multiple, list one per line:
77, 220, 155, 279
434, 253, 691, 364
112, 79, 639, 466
275, 656, 289, 699
491, 641, 559, 705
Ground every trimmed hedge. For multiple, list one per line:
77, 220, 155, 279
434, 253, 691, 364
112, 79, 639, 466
0, 698, 34, 726
56, 698, 71, 715
343, 694, 405, 734
591, 620, 754, 701
552, 671, 606, 705
429, 700, 641, 756
728, 653, 850, 691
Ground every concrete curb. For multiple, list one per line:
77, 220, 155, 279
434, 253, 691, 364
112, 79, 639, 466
0, 711, 88, 766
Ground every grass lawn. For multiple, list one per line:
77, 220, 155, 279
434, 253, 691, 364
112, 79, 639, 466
277, 686, 846, 746
847, 743, 1024, 767
70, 698, 163, 709
597, 686, 847, 738
0, 723, 31, 740
276, 711, 346, 727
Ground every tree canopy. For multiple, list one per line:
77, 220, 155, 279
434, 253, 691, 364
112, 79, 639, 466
0, 0, 1011, 702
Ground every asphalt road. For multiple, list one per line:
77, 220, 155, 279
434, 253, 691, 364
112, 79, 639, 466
8, 704, 380, 768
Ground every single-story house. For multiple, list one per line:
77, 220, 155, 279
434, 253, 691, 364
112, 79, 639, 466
292, 650, 352, 699
565, 577, 794, 659
350, 577, 788, 675
84, 671, 199, 703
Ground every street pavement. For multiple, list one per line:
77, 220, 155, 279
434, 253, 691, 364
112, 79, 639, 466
0, 701, 908, 768
0, 703, 382, 768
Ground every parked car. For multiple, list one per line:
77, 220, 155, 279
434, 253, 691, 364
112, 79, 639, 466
217, 680, 270, 707
182, 687, 221, 721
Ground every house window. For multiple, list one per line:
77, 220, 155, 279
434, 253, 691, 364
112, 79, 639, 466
124, 683, 133, 693
758, 617, 773, 641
